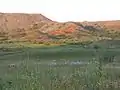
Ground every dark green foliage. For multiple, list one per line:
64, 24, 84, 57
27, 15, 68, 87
93, 44, 100, 50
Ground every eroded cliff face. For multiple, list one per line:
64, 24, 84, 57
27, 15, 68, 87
0, 13, 120, 43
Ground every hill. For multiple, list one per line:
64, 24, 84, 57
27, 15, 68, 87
0, 13, 120, 45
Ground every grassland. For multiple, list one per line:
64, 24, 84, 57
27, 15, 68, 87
0, 40, 120, 90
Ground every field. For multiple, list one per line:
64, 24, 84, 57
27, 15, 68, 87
0, 40, 120, 90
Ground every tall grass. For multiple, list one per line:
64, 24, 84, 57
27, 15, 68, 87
0, 42, 120, 90
0, 58, 120, 90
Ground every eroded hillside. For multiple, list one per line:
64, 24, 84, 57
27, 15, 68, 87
0, 13, 120, 44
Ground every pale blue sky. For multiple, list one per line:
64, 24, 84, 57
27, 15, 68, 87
0, 0, 120, 22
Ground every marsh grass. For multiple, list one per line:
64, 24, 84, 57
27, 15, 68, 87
0, 58, 119, 90
0, 42, 120, 90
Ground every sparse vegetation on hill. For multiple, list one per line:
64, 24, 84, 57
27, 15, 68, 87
0, 13, 120, 45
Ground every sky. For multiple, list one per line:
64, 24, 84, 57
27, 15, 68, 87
0, 0, 120, 22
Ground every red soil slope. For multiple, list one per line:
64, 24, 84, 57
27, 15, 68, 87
0, 13, 120, 43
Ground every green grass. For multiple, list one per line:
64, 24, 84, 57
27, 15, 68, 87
0, 40, 120, 90
0, 59, 120, 90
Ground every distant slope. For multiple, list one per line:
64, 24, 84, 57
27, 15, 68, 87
0, 13, 120, 44
0, 13, 52, 30
90, 20, 120, 30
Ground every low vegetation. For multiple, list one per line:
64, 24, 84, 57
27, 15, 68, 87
0, 40, 120, 90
